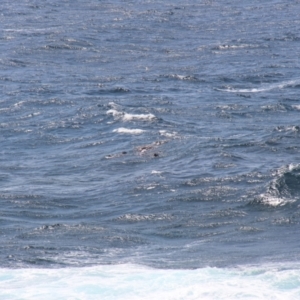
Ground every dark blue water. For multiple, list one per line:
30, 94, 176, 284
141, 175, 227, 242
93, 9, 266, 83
1, 0, 300, 269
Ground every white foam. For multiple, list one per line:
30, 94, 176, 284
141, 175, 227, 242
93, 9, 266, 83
13, 100, 26, 107
159, 130, 178, 138
108, 101, 120, 108
107, 109, 155, 122
1, 263, 300, 299
122, 112, 155, 121
113, 127, 145, 134
217, 79, 300, 93
258, 164, 300, 207
169, 74, 186, 80
106, 108, 121, 117
168, 74, 197, 81
216, 44, 256, 50
257, 194, 290, 207
151, 170, 162, 174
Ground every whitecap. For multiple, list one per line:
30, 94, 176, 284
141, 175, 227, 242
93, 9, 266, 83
159, 130, 178, 138
122, 112, 156, 121
217, 79, 300, 93
146, 186, 155, 190
255, 164, 300, 207
215, 44, 257, 50
256, 194, 290, 207
116, 213, 172, 222
167, 74, 198, 81
107, 101, 120, 109
113, 128, 145, 134
151, 170, 162, 175
106, 109, 123, 118
107, 109, 155, 122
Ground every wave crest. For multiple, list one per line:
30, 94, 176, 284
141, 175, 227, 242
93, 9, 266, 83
217, 79, 300, 93
253, 164, 300, 207
107, 109, 156, 122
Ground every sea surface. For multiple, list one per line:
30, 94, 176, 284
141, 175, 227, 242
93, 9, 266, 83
1, 0, 300, 298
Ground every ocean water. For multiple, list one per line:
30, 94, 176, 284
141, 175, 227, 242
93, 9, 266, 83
1, 0, 300, 298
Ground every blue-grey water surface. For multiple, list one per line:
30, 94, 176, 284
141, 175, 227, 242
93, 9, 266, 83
1, 0, 300, 269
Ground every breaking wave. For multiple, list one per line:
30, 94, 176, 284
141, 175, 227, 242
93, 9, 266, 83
113, 128, 145, 134
253, 164, 300, 207
107, 109, 156, 122
1, 263, 300, 300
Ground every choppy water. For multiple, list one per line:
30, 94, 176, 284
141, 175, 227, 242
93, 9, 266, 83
2, 0, 300, 298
